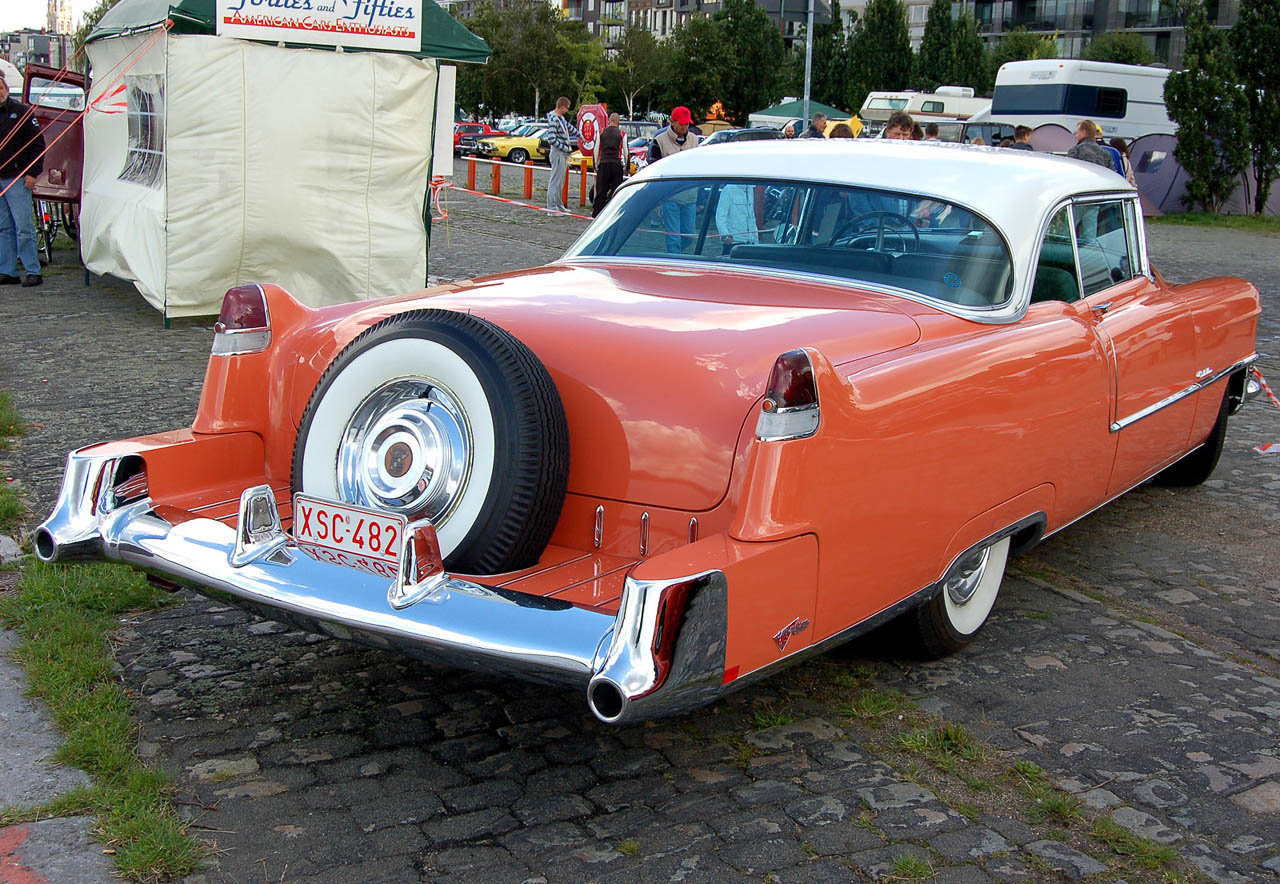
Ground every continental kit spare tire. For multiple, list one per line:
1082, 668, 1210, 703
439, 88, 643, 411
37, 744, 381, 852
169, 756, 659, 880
291, 310, 570, 575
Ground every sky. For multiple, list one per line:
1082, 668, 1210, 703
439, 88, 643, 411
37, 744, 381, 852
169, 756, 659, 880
1, 0, 98, 33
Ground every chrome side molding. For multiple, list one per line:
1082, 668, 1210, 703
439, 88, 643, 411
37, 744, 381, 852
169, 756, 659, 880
1111, 354, 1259, 433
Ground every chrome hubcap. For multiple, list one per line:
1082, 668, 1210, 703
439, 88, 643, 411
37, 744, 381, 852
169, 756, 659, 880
944, 546, 991, 607
336, 379, 471, 524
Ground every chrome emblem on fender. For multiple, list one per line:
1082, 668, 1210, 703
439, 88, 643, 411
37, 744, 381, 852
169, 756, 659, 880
773, 617, 812, 652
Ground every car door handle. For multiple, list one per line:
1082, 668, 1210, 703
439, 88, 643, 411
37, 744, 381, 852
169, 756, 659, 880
1092, 301, 1114, 316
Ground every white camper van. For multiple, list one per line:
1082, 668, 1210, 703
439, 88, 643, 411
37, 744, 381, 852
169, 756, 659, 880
859, 87, 992, 135
987, 59, 1173, 139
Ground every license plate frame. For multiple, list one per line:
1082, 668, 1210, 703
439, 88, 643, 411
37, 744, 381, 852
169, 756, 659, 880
291, 494, 406, 570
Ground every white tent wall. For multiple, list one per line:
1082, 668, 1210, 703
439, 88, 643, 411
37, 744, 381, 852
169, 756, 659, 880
165, 36, 436, 316
82, 32, 168, 306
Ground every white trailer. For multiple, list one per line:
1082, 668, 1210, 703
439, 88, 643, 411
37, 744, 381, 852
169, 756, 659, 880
859, 87, 991, 135
987, 59, 1174, 140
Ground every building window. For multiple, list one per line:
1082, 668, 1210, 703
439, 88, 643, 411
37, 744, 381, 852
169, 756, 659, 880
119, 74, 164, 188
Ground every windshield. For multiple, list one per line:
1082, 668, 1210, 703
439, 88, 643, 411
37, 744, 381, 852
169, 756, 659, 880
564, 177, 1014, 309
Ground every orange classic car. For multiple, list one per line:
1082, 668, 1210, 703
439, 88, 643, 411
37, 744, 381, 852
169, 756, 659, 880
37, 140, 1265, 724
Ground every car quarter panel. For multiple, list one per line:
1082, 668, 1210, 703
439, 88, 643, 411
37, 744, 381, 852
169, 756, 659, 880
732, 308, 1115, 643
1176, 276, 1263, 441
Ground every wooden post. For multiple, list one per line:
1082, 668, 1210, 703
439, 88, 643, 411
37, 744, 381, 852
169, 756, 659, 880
467, 158, 476, 190
524, 161, 534, 199
490, 161, 501, 195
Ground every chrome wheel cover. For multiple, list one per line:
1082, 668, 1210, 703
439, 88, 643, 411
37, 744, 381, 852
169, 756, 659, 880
335, 378, 472, 525
944, 546, 991, 607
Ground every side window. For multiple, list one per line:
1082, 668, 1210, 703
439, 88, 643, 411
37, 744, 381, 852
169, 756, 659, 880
1075, 199, 1136, 297
1030, 206, 1082, 303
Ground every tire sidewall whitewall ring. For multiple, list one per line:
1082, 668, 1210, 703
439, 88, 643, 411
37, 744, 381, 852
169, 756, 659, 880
942, 536, 1010, 638
299, 337, 496, 560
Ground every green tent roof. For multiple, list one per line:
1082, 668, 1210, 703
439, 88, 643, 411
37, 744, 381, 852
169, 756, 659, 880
752, 99, 851, 119
89, 0, 490, 64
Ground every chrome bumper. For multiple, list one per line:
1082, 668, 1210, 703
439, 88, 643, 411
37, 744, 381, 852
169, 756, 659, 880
35, 450, 729, 724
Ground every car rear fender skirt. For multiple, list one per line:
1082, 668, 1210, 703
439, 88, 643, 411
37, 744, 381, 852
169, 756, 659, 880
939, 487, 1053, 571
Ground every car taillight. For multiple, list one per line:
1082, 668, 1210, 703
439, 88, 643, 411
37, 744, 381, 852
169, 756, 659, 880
756, 349, 820, 441
211, 284, 271, 356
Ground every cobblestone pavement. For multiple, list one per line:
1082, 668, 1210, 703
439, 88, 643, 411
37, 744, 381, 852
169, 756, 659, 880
1, 178, 1278, 883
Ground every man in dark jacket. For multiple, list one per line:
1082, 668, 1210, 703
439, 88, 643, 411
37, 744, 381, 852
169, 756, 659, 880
0, 76, 45, 286
592, 112, 625, 217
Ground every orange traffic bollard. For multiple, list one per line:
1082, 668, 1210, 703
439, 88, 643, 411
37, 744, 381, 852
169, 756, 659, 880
524, 161, 534, 199
560, 168, 569, 210
467, 158, 476, 191
579, 164, 589, 207
490, 161, 501, 196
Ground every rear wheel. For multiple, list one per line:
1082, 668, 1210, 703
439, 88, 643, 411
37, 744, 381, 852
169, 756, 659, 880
291, 310, 569, 574
911, 536, 1011, 657
1153, 389, 1229, 487
508, 148, 529, 165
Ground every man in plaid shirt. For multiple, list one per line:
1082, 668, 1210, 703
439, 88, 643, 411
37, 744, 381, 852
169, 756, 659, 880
545, 97, 580, 213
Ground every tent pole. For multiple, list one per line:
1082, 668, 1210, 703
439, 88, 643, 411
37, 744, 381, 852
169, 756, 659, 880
423, 60, 442, 286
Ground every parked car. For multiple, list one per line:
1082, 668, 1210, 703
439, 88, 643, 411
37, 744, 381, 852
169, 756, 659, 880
475, 125, 549, 164
701, 127, 784, 146
38, 140, 1264, 726
455, 122, 499, 155
454, 122, 502, 155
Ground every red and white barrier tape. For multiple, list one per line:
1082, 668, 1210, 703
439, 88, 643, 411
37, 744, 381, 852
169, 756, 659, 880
1251, 367, 1280, 455
442, 182, 593, 220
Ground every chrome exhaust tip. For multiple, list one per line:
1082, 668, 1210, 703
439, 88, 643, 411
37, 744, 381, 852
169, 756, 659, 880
587, 677, 628, 724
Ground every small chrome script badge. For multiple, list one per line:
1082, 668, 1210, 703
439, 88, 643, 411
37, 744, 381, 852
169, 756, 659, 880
773, 617, 812, 652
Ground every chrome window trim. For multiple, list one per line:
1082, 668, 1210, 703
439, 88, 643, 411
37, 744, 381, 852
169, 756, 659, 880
1109, 354, 1259, 433
1070, 192, 1145, 296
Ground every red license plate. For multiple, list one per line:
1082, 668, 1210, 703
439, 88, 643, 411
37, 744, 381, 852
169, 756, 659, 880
292, 494, 405, 566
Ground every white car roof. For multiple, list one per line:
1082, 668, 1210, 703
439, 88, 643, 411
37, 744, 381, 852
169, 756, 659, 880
629, 138, 1134, 246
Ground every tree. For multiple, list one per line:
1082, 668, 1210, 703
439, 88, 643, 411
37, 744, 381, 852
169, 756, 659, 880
811, 1, 853, 108
557, 23, 607, 107
845, 0, 910, 114
713, 0, 786, 123
1082, 31, 1157, 65
987, 27, 1057, 85
486, 0, 573, 117
606, 27, 668, 119
951, 15, 990, 94
913, 0, 954, 91
663, 16, 730, 120
1164, 0, 1250, 211
1231, 0, 1280, 213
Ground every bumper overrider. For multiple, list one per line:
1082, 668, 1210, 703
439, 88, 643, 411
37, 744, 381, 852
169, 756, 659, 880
35, 450, 729, 725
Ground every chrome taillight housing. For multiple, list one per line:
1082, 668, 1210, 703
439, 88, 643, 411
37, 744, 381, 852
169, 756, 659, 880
212, 284, 271, 356
755, 349, 820, 441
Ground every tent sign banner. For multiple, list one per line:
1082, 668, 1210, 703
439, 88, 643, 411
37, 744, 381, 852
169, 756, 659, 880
216, 0, 424, 52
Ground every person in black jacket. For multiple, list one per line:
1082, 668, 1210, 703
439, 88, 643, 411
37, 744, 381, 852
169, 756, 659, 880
0, 76, 45, 286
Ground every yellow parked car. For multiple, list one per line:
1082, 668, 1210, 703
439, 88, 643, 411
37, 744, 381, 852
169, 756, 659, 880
476, 125, 549, 165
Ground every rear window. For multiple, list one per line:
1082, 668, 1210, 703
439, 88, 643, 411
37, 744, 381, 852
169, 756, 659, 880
565, 178, 1014, 309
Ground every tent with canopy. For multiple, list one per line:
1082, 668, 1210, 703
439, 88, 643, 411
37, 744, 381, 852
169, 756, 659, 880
81, 0, 488, 317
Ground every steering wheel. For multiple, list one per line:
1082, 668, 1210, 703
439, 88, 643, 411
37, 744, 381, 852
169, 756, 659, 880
833, 211, 921, 253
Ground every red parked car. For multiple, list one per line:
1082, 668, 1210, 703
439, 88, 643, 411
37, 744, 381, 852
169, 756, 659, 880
453, 122, 501, 155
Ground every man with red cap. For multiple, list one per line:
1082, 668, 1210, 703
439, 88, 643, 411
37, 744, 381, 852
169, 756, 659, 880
649, 106, 702, 253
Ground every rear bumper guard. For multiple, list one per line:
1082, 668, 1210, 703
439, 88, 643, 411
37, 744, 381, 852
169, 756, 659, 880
35, 449, 728, 724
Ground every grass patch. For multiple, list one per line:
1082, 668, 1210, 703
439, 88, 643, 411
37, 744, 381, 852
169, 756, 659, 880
888, 853, 934, 879
1025, 788, 1083, 826
1091, 817, 1179, 870
617, 838, 642, 857
0, 481, 24, 537
0, 560, 202, 880
0, 390, 22, 450
751, 703, 795, 729
1149, 212, 1280, 236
